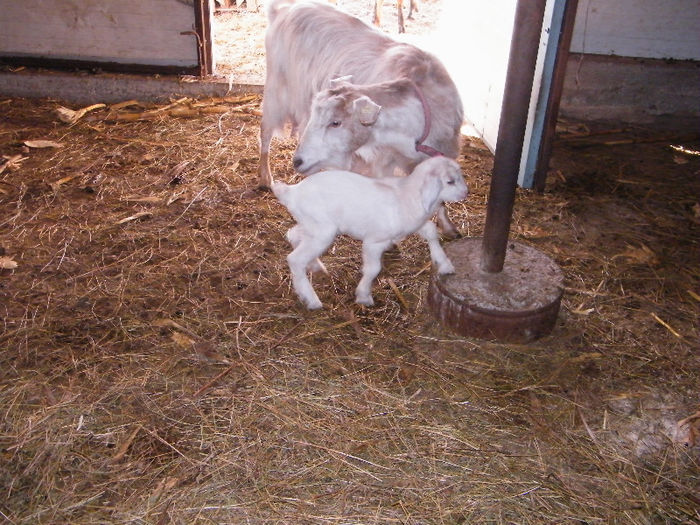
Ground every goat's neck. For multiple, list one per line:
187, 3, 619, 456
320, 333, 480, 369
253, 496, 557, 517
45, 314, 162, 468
372, 98, 424, 150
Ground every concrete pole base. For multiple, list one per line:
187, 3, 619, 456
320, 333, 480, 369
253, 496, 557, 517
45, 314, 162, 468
427, 237, 564, 343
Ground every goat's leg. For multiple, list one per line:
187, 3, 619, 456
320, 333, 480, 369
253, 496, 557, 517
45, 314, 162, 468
258, 111, 276, 189
355, 240, 393, 306
372, 0, 382, 27
287, 233, 334, 309
436, 205, 460, 239
287, 225, 327, 274
397, 0, 406, 33
408, 0, 417, 19
417, 221, 455, 275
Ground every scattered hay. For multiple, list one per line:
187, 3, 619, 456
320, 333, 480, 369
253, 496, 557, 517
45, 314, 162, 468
1, 95, 698, 523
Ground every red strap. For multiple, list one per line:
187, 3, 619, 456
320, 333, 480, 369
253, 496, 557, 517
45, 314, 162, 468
411, 81, 445, 158
416, 143, 445, 157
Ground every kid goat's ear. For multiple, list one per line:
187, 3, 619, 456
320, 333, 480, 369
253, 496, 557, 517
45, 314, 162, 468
420, 169, 443, 214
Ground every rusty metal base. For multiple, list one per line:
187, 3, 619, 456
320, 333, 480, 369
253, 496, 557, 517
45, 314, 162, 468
427, 238, 564, 343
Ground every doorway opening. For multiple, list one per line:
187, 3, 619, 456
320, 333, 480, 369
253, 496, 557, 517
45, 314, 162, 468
210, 0, 446, 85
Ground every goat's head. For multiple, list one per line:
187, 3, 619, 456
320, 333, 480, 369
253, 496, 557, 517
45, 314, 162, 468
415, 157, 469, 213
293, 83, 381, 175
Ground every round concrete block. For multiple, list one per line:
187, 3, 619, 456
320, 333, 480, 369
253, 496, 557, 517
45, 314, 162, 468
427, 238, 564, 343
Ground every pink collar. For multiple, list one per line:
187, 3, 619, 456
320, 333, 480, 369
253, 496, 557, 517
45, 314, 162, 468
411, 81, 445, 157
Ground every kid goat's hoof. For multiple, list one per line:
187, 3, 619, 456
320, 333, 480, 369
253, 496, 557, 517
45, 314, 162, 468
355, 295, 375, 307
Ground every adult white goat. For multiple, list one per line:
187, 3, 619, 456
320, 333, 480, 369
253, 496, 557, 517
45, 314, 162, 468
272, 156, 468, 309
259, 0, 463, 235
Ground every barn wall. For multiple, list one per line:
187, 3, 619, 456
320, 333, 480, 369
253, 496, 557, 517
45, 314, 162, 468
431, 0, 700, 147
417, 0, 516, 150
570, 0, 700, 60
560, 0, 700, 126
0, 0, 199, 68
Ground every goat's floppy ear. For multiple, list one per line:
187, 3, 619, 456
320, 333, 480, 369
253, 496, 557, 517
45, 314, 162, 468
420, 169, 443, 214
329, 75, 353, 89
353, 96, 381, 126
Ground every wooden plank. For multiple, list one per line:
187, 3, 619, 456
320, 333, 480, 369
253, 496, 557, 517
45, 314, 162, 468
531, 0, 579, 191
0, 0, 199, 67
570, 0, 700, 60
519, 0, 578, 190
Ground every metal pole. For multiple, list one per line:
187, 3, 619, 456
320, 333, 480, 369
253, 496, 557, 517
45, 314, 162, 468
480, 0, 548, 273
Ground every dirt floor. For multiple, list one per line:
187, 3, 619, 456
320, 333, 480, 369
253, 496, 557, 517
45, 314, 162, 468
1, 1, 700, 523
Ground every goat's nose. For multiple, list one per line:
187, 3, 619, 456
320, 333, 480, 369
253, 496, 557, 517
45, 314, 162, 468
292, 157, 303, 170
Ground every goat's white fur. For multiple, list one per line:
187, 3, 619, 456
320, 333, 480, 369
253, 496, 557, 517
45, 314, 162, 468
272, 156, 468, 309
259, 0, 463, 200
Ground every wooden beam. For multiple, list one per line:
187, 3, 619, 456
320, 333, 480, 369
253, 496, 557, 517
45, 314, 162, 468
532, 0, 579, 191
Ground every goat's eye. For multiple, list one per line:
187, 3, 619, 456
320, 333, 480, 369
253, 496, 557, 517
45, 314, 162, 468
329, 120, 341, 128
446, 179, 456, 185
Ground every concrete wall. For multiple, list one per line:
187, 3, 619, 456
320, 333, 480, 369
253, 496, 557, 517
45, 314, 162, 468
559, 54, 700, 128
0, 0, 199, 67
0, 68, 261, 106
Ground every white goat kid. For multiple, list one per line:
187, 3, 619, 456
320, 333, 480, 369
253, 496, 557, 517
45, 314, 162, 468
272, 156, 468, 309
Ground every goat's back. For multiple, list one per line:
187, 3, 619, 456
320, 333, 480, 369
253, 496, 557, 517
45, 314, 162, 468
263, 0, 460, 136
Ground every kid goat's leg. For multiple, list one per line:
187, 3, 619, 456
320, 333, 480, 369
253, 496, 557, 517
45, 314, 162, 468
287, 230, 334, 310
287, 225, 327, 274
355, 240, 393, 306
417, 221, 455, 275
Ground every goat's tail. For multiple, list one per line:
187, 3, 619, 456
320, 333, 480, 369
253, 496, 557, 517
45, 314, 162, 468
267, 0, 295, 24
271, 181, 290, 204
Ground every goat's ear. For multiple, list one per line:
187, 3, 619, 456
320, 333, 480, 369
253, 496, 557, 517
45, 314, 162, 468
353, 96, 381, 126
420, 170, 442, 213
329, 75, 353, 89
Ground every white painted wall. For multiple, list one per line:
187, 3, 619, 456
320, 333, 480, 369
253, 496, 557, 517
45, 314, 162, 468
417, 0, 700, 152
571, 0, 700, 60
405, 0, 517, 151
0, 0, 199, 67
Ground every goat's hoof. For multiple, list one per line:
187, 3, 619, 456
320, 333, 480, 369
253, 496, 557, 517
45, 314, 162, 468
355, 296, 374, 307
437, 263, 456, 275
441, 230, 462, 241
305, 300, 323, 310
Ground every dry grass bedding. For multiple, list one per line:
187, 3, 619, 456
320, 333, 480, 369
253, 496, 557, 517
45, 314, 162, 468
0, 95, 699, 524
